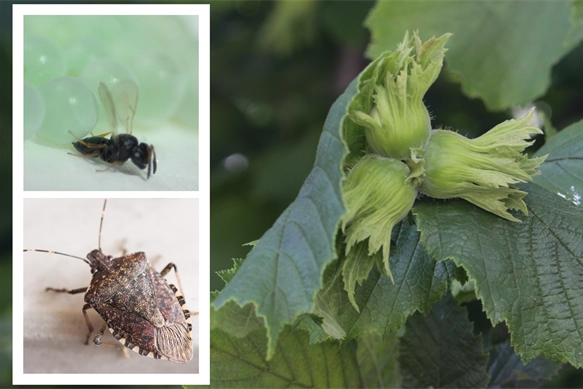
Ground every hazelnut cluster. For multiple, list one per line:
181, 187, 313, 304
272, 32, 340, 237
342, 32, 546, 283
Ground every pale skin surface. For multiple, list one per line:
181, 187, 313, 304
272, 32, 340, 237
22, 199, 200, 374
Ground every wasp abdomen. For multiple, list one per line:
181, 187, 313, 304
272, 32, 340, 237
72, 136, 111, 155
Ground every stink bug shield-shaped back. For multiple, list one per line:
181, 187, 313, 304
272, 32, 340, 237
24, 199, 194, 363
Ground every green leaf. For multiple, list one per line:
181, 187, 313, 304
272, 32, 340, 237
533, 118, 583, 205
212, 80, 354, 358
414, 183, 583, 367
306, 219, 457, 341
357, 332, 402, 388
341, 240, 382, 311
567, 0, 583, 46
210, 327, 362, 388
216, 258, 244, 285
212, 259, 265, 338
365, 1, 581, 111
488, 341, 560, 388
211, 295, 265, 339
399, 293, 490, 388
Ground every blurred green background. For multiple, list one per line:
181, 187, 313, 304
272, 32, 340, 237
2, 1, 583, 388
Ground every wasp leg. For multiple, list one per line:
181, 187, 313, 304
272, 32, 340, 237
95, 160, 124, 173
67, 151, 101, 158
87, 131, 112, 138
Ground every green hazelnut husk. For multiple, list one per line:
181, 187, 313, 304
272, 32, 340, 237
419, 110, 547, 222
364, 91, 432, 159
351, 31, 451, 160
342, 154, 417, 278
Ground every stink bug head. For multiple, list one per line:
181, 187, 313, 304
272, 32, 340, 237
86, 249, 114, 274
23, 199, 199, 373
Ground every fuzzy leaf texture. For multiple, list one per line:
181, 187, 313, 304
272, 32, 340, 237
210, 327, 362, 388
297, 219, 457, 342
414, 182, 583, 367
212, 80, 353, 358
365, 1, 583, 110
533, 118, 583, 205
399, 293, 490, 388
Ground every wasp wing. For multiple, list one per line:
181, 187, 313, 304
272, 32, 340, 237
98, 82, 119, 136
111, 80, 139, 135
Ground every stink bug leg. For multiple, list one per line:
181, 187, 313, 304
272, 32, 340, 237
158, 262, 199, 327
24, 199, 195, 364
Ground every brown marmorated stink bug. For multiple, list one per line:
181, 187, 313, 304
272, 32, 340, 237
24, 199, 195, 363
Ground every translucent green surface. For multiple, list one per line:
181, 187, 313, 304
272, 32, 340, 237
131, 51, 186, 125
24, 15, 199, 144
23, 15, 200, 190
36, 76, 98, 144
23, 81, 44, 140
24, 35, 66, 86
65, 37, 109, 76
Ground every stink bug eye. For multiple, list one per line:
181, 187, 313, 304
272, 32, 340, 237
23, 199, 199, 373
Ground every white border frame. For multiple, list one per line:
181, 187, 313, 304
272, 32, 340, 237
13, 4, 210, 386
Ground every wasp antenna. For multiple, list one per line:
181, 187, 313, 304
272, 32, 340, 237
147, 153, 151, 180
98, 199, 108, 250
24, 249, 91, 266
146, 145, 156, 179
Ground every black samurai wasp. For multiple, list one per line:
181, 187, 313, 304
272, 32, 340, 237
71, 80, 157, 179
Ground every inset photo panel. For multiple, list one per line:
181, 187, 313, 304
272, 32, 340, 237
14, 4, 209, 191
17, 198, 204, 385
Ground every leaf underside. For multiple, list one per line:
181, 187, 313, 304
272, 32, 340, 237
212, 81, 354, 358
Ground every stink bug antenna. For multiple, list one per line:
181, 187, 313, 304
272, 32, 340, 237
23, 249, 91, 266
98, 199, 107, 251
